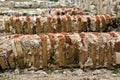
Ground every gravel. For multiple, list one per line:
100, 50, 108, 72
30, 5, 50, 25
0, 69, 120, 80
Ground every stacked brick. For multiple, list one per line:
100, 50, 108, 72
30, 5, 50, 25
0, 32, 120, 70
4, 14, 118, 34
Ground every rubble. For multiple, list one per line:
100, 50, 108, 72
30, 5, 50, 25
0, 0, 119, 15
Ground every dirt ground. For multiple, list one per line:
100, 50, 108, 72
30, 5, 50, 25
0, 68, 120, 80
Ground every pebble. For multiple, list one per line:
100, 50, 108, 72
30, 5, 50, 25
73, 69, 84, 76
112, 74, 116, 77
14, 69, 20, 74
92, 70, 102, 75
